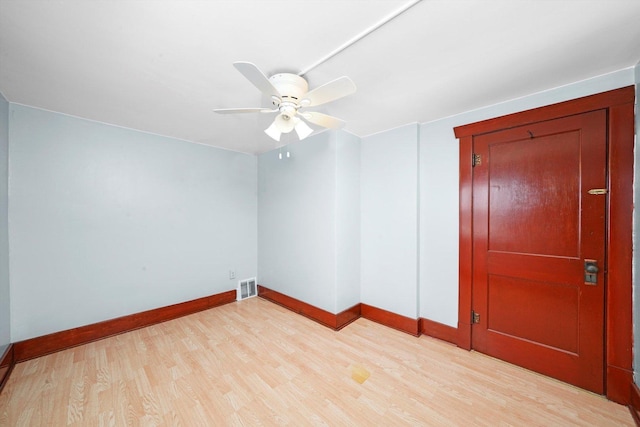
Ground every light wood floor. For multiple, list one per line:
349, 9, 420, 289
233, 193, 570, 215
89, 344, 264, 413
0, 297, 633, 426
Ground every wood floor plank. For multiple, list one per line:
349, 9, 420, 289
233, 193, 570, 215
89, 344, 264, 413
0, 297, 633, 426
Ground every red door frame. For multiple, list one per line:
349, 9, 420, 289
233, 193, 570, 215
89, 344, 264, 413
454, 86, 635, 405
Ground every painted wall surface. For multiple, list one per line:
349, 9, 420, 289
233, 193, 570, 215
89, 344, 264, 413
258, 130, 361, 314
335, 132, 360, 312
360, 124, 419, 319
0, 93, 9, 356
419, 67, 636, 327
9, 105, 257, 341
2, 68, 634, 348
258, 132, 337, 312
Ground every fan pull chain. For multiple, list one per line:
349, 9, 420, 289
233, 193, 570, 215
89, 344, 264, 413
278, 148, 291, 160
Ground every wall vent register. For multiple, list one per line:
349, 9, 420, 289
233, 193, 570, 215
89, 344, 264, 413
237, 278, 257, 301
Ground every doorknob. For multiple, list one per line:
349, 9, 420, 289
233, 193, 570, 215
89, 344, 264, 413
584, 259, 598, 285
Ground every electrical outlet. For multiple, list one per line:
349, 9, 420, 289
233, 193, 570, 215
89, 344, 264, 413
229, 270, 236, 280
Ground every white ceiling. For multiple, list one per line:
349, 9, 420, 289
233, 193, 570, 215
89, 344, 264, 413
1, 0, 639, 154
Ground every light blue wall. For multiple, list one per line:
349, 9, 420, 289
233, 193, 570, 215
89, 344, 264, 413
2, 67, 635, 348
258, 130, 360, 313
9, 105, 257, 341
419, 67, 636, 327
258, 132, 337, 312
0, 92, 9, 357
360, 124, 419, 319
336, 132, 360, 311
260, 66, 634, 326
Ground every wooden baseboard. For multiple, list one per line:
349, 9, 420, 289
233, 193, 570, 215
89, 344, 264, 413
457, 321, 472, 350
0, 344, 15, 394
13, 290, 236, 362
607, 364, 634, 405
629, 382, 640, 426
420, 318, 458, 345
258, 285, 354, 330
336, 303, 361, 330
361, 303, 419, 336
258, 286, 446, 339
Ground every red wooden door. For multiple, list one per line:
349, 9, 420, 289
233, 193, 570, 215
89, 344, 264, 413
471, 110, 607, 393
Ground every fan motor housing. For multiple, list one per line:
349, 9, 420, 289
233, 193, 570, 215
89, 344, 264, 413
269, 73, 308, 104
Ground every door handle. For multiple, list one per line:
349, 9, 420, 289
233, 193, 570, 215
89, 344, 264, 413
584, 259, 598, 285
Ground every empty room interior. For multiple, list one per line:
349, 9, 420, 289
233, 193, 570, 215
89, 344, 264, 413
1, 0, 640, 425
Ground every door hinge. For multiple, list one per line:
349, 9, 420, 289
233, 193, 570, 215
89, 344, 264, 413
472, 310, 480, 324
472, 153, 481, 167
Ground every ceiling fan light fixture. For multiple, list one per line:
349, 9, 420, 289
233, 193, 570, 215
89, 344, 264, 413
295, 119, 313, 140
215, 62, 356, 144
264, 122, 281, 141
274, 113, 296, 133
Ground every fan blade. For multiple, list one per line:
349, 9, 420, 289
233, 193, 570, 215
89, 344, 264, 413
301, 76, 356, 107
301, 112, 345, 129
233, 62, 281, 97
214, 108, 277, 114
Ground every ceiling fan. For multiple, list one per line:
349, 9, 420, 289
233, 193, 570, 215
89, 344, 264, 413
214, 62, 356, 142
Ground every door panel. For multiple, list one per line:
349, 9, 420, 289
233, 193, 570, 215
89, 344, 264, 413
471, 110, 606, 393
487, 275, 579, 353
488, 133, 580, 256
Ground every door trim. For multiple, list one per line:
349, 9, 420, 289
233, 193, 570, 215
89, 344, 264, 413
453, 86, 635, 404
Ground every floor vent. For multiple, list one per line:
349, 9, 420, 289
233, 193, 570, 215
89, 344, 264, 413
237, 278, 257, 301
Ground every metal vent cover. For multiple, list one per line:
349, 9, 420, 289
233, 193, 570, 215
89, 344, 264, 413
237, 277, 257, 301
